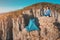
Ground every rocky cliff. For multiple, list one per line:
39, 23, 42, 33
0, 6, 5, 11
0, 2, 60, 40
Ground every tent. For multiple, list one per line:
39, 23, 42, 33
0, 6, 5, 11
25, 18, 39, 32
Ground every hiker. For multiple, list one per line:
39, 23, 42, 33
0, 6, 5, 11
30, 9, 33, 14
40, 7, 44, 16
44, 7, 47, 16
44, 7, 51, 17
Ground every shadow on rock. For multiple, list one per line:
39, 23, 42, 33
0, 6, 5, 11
53, 22, 60, 31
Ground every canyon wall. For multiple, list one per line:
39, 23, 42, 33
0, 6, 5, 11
0, 2, 60, 40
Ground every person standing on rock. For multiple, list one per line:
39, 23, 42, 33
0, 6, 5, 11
40, 7, 44, 16
44, 7, 51, 17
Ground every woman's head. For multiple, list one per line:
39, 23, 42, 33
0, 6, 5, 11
30, 9, 34, 18
47, 6, 50, 9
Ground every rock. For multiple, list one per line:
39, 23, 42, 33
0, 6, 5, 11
39, 17, 60, 40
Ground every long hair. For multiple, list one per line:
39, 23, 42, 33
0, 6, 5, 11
30, 9, 34, 19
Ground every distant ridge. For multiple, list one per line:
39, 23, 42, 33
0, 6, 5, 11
1, 2, 60, 14
0, 2, 60, 19
23, 2, 60, 10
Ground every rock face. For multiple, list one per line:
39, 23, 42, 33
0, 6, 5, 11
20, 16, 60, 40
39, 17, 60, 40
0, 12, 60, 40
0, 14, 60, 40
0, 2, 60, 40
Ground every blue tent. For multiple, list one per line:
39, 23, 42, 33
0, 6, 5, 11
25, 18, 39, 32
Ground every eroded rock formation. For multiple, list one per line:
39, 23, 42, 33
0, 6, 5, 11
39, 17, 60, 40
0, 2, 60, 40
